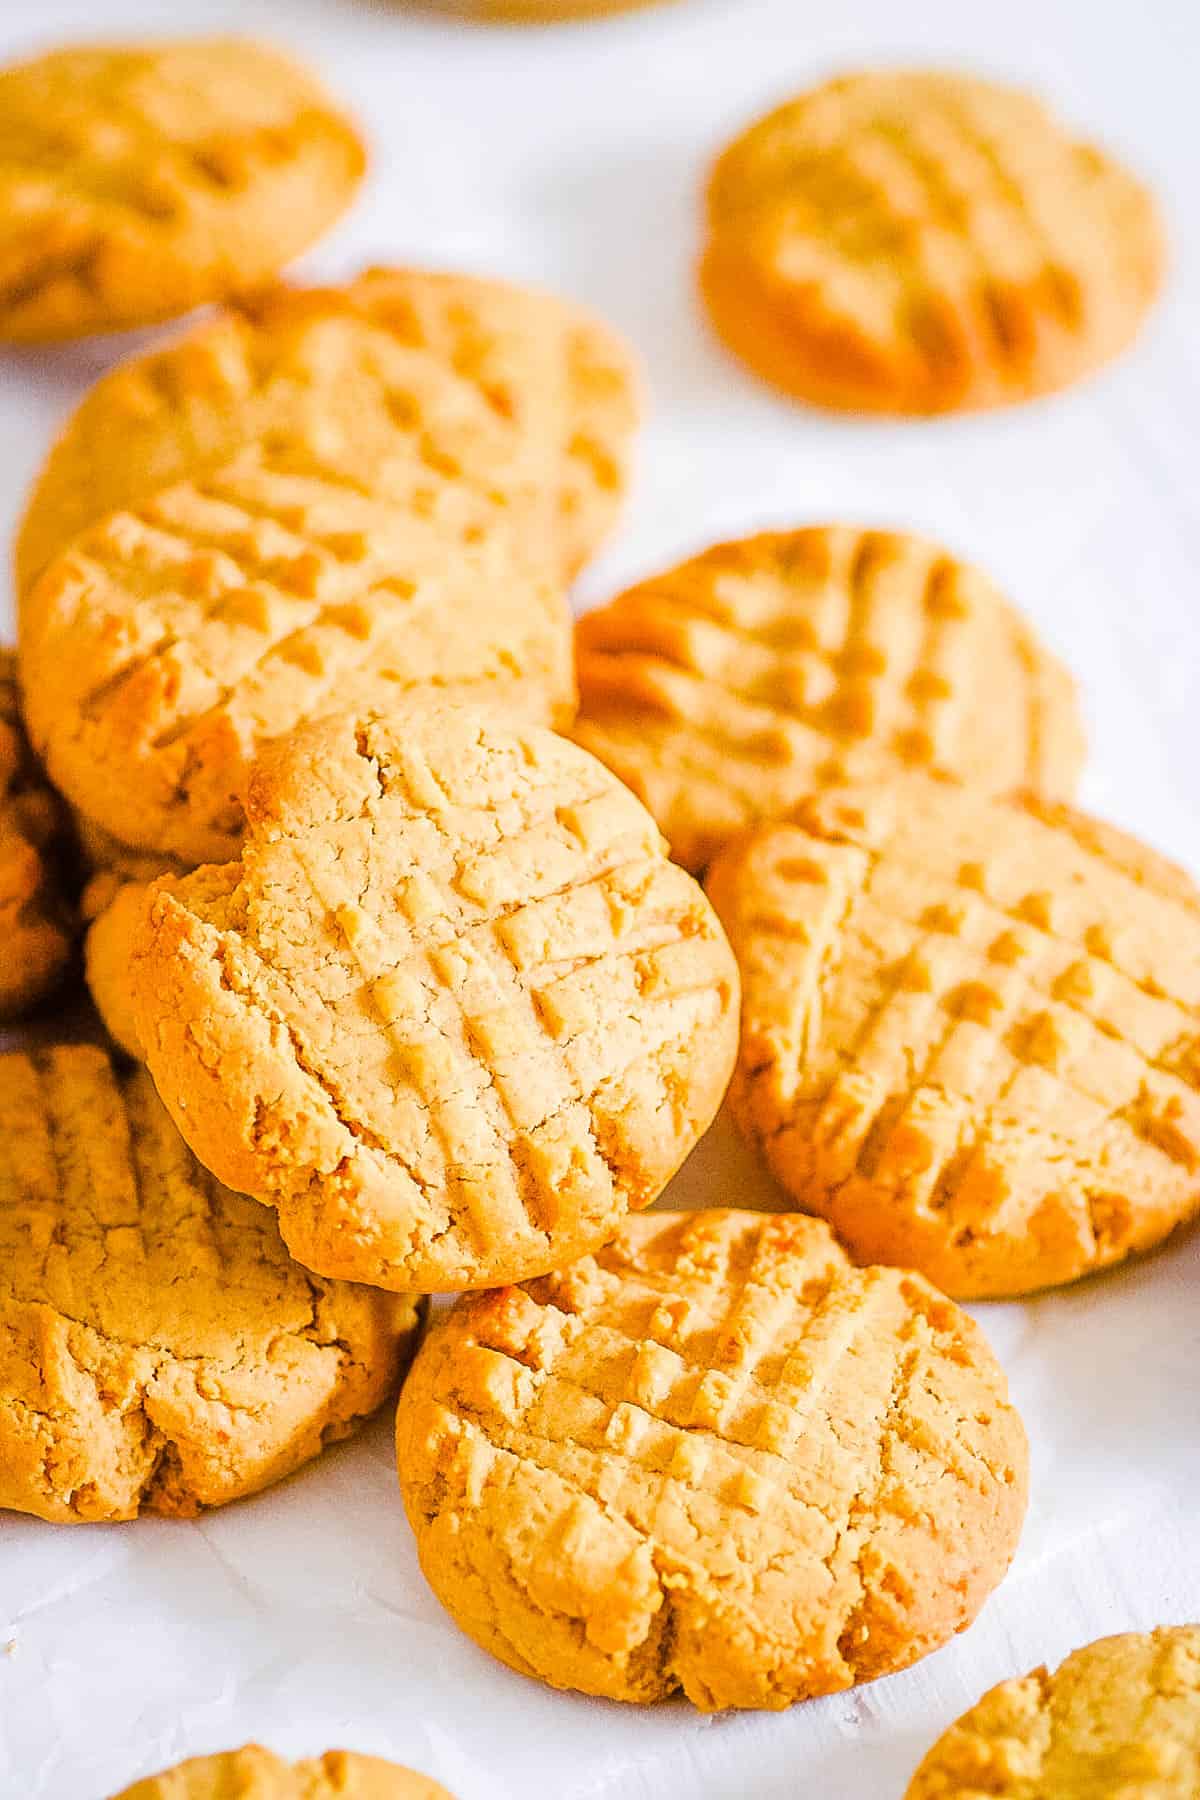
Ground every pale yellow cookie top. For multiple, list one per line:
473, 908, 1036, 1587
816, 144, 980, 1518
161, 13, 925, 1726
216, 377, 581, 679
0, 1043, 421, 1524
573, 526, 1084, 871
904, 1626, 1200, 1798
129, 705, 739, 1294
0, 37, 364, 343
0, 648, 73, 1019
396, 1208, 1028, 1710
112, 1744, 454, 1800
706, 774, 1200, 1298
702, 70, 1164, 413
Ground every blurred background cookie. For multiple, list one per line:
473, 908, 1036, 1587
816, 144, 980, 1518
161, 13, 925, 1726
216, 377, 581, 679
111, 1744, 455, 1799
707, 775, 1200, 1298
702, 71, 1164, 413
0, 1043, 422, 1524
574, 527, 1083, 871
0, 37, 364, 342
0, 648, 74, 1019
396, 1209, 1028, 1708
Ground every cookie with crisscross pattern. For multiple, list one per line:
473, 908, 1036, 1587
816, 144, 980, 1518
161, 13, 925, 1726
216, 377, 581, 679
128, 706, 739, 1292
904, 1626, 1200, 1798
707, 774, 1200, 1297
396, 1208, 1027, 1709
573, 527, 1083, 871
702, 71, 1164, 412
0, 38, 363, 343
0, 1043, 421, 1524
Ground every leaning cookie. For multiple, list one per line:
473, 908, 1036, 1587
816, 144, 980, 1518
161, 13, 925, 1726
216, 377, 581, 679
15, 267, 638, 596
904, 1626, 1200, 1797
396, 1209, 1028, 1710
702, 70, 1164, 413
0, 37, 364, 344
111, 1745, 455, 1799
0, 649, 74, 1019
573, 527, 1083, 871
0, 1043, 422, 1523
83, 873, 149, 1059
129, 706, 739, 1293
707, 774, 1200, 1299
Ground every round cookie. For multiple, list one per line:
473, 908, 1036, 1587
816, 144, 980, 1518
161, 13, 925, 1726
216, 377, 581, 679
83, 872, 150, 1059
19, 318, 576, 863
0, 649, 74, 1019
0, 1042, 422, 1523
706, 775, 1200, 1299
129, 706, 739, 1292
395, 1208, 1028, 1710
573, 528, 1084, 871
702, 71, 1164, 413
112, 1745, 454, 1800
15, 267, 638, 596
0, 38, 363, 344
904, 1626, 1200, 1798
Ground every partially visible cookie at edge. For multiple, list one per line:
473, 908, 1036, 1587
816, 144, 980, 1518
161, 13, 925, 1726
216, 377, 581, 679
0, 649, 74, 1018
396, 1208, 1028, 1710
111, 1744, 455, 1799
128, 705, 740, 1293
0, 1043, 423, 1524
702, 70, 1164, 413
904, 1625, 1200, 1798
573, 527, 1084, 871
0, 37, 364, 343
706, 774, 1200, 1298
83, 872, 150, 1059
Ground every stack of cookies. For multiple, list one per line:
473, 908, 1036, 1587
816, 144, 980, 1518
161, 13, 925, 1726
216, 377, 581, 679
1, 33, 1196, 1800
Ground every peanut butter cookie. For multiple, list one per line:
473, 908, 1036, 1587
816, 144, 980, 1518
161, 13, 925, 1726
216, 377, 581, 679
112, 1745, 453, 1799
16, 267, 637, 595
21, 367, 575, 861
573, 528, 1083, 871
0, 649, 74, 1018
702, 72, 1164, 413
905, 1626, 1200, 1797
0, 1043, 422, 1523
128, 706, 739, 1293
83, 872, 149, 1059
0, 38, 363, 343
396, 1208, 1028, 1710
706, 775, 1200, 1298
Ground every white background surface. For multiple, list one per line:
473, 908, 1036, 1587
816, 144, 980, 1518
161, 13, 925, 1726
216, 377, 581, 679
1, 1, 1198, 1795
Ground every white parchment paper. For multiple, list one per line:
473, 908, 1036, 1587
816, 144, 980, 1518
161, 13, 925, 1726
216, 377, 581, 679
1, 0, 1198, 1794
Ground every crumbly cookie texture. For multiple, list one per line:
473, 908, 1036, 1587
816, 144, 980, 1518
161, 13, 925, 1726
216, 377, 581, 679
706, 775, 1200, 1299
702, 71, 1164, 413
15, 266, 637, 595
111, 1744, 454, 1799
904, 1626, 1200, 1798
0, 38, 364, 344
396, 1208, 1028, 1710
0, 1043, 422, 1524
129, 706, 739, 1293
83, 872, 149, 1059
20, 319, 576, 863
573, 527, 1083, 871
0, 649, 74, 1018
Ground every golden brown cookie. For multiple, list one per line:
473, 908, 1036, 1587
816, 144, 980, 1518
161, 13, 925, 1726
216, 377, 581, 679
0, 1043, 422, 1524
706, 775, 1200, 1299
573, 528, 1084, 871
128, 706, 739, 1293
396, 1208, 1028, 1710
904, 1626, 1200, 1798
0, 649, 74, 1018
15, 267, 637, 596
702, 71, 1164, 413
111, 1744, 454, 1799
0, 38, 363, 344
83, 872, 148, 1059
20, 384, 575, 861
